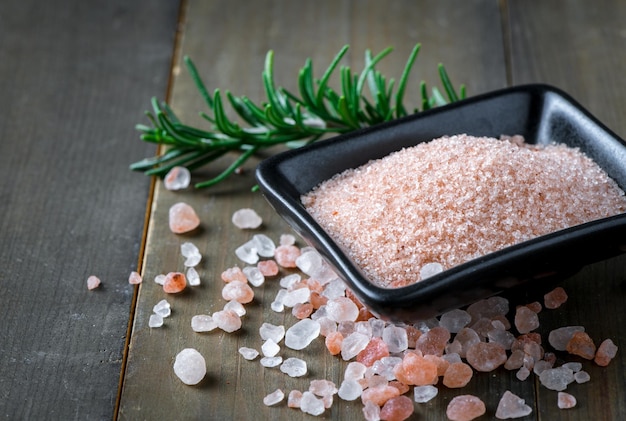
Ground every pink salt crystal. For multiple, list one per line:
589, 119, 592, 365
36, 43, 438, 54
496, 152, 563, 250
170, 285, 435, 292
495, 390, 532, 419
309, 379, 338, 397
424, 354, 450, 377
163, 166, 191, 190
557, 392, 577, 409
466, 342, 507, 372
356, 337, 390, 367
292, 303, 314, 319
361, 385, 400, 406
446, 395, 486, 421
87, 275, 101, 290
221, 266, 247, 283
379, 395, 414, 421
288, 390, 303, 408
544, 286, 568, 309
393, 352, 438, 386
221, 280, 254, 304
594, 338, 618, 366
514, 306, 540, 334
163, 272, 186, 293
168, 202, 200, 234
324, 331, 343, 356
565, 331, 596, 360
257, 260, 279, 277
388, 381, 410, 395
212, 309, 242, 333
326, 296, 360, 322
128, 271, 142, 285
363, 400, 381, 421
414, 326, 450, 356
525, 301, 542, 313
442, 362, 473, 388
274, 244, 301, 268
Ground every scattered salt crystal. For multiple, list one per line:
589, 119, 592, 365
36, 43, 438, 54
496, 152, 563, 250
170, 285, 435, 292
279, 233, 296, 246
495, 390, 532, 419
271, 290, 287, 312
153, 299, 171, 317
288, 390, 303, 408
321, 279, 347, 300
345, 361, 367, 380
300, 391, 325, 416
180, 241, 199, 257
488, 328, 516, 350
173, 348, 206, 385
87, 275, 101, 290
280, 357, 308, 377
279, 273, 301, 288
516, 366, 530, 381
186, 267, 201, 286
413, 385, 438, 403
443, 362, 474, 388
274, 245, 301, 268
184, 253, 202, 267
242, 266, 265, 287
539, 366, 575, 391
259, 323, 286, 343
154, 274, 166, 285
221, 266, 247, 283
191, 314, 217, 332
574, 370, 590, 384
149, 314, 163, 328
261, 339, 281, 357
221, 280, 254, 304
382, 325, 408, 353
338, 379, 362, 401
285, 318, 321, 350
163, 272, 186, 293
544, 286, 568, 309
380, 395, 414, 421
235, 240, 259, 265
548, 326, 585, 351
533, 360, 553, 375
128, 271, 142, 285
514, 306, 540, 334
439, 309, 471, 333
309, 379, 338, 397
561, 362, 582, 372
224, 300, 246, 317
454, 328, 481, 357
263, 389, 284, 406
419, 262, 444, 279
257, 260, 279, 277
557, 392, 577, 409
163, 166, 190, 190
231, 208, 263, 229
238, 347, 259, 360
594, 338, 618, 366
341, 332, 370, 360
168, 202, 200, 234
362, 399, 381, 421
565, 331, 596, 360
212, 309, 242, 333
326, 296, 359, 322
466, 342, 507, 372
282, 287, 311, 307
446, 395, 486, 421
252, 234, 275, 257
260, 356, 283, 367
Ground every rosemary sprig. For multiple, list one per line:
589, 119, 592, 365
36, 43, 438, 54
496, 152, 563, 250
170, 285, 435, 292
131, 44, 466, 189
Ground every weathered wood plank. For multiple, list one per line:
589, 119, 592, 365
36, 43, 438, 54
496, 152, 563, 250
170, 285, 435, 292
506, 1, 626, 419
0, 0, 179, 419
119, 1, 508, 420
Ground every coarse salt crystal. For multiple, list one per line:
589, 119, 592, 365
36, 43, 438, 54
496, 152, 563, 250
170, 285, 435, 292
557, 392, 577, 409
154, 274, 166, 285
212, 309, 242, 333
495, 390, 532, 419
163, 166, 191, 190
173, 348, 206, 385
186, 267, 201, 286
238, 347, 259, 360
168, 202, 200, 234
252, 234, 276, 257
243, 266, 265, 287
224, 300, 246, 317
263, 389, 284, 406
153, 299, 171, 317
280, 357, 308, 377
285, 318, 320, 350
338, 379, 362, 401
259, 323, 285, 343
232, 208, 263, 229
87, 275, 101, 290
446, 395, 486, 421
163, 272, 186, 293
261, 339, 281, 357
413, 385, 438, 403
260, 356, 283, 368
128, 271, 142, 285
235, 240, 259, 265
191, 314, 217, 332
148, 314, 163, 328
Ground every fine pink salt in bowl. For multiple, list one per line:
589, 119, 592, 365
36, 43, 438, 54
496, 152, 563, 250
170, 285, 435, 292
256, 84, 626, 322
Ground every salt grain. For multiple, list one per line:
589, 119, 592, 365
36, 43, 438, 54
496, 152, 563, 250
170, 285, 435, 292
186, 267, 201, 286
446, 394, 486, 421
232, 208, 263, 229
224, 300, 246, 317
148, 314, 163, 328
191, 314, 217, 332
495, 390, 532, 419
548, 326, 585, 351
238, 347, 259, 360
263, 389, 284, 406
557, 391, 577, 409
212, 309, 242, 333
260, 356, 283, 367
382, 325, 408, 353
539, 366, 575, 391
242, 266, 265, 287
261, 339, 281, 357
154, 274, 166, 285
259, 322, 285, 343
413, 385, 438, 403
235, 240, 259, 265
128, 271, 142, 285
173, 348, 206, 385
252, 234, 275, 257
168, 202, 200, 234
153, 299, 171, 318
285, 318, 320, 350
338, 380, 362, 401
163, 166, 191, 190
300, 391, 325, 416
280, 357, 307, 377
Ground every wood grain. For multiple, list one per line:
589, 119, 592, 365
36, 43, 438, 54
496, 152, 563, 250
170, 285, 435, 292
0, 0, 179, 419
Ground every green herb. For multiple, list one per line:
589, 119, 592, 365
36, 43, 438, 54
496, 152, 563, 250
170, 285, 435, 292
131, 44, 466, 189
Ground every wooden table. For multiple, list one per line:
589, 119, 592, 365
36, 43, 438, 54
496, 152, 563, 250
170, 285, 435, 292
2, 1, 625, 420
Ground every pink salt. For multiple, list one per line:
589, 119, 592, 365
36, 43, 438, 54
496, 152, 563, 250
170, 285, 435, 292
361, 385, 400, 406
221, 280, 254, 304
356, 337, 390, 367
221, 266, 247, 283
544, 287, 568, 309
566, 331, 596, 360
393, 352, 438, 386
442, 362, 473, 388
466, 342, 507, 372
257, 260, 279, 276
163, 272, 186, 293
379, 395, 414, 421
128, 271, 142, 285
594, 338, 618, 366
414, 326, 450, 356
287, 390, 302, 408
168, 202, 200, 234
557, 392, 577, 409
302, 135, 626, 287
87, 275, 101, 290
446, 395, 486, 421
292, 303, 314, 319
274, 244, 301, 268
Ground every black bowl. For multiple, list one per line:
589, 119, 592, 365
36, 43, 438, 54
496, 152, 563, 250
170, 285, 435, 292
255, 84, 626, 322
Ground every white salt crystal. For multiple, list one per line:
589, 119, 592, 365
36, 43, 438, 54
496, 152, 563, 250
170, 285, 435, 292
309, 379, 338, 397
326, 297, 359, 323
574, 370, 590, 384
414, 385, 439, 403
533, 360, 553, 375
232, 208, 262, 229
285, 319, 320, 350
295, 250, 337, 284
344, 361, 367, 380
539, 367, 575, 391
369, 318, 386, 337
263, 389, 285, 406
148, 314, 163, 328
419, 262, 444, 279
154, 274, 166, 285
548, 326, 585, 351
191, 314, 217, 332
442, 353, 462, 364
260, 356, 283, 367
238, 347, 259, 360
338, 321, 355, 337
372, 356, 402, 381
153, 299, 171, 318
235, 240, 259, 265
355, 321, 373, 338
252, 234, 276, 257
280, 233, 296, 246
87, 275, 101, 290
488, 328, 516, 350
300, 391, 324, 416
310, 305, 327, 321
212, 309, 242, 333
340, 332, 370, 361
439, 309, 471, 333
495, 390, 532, 419
382, 325, 408, 353
259, 323, 285, 343
321, 278, 347, 300
164, 166, 191, 190
243, 266, 265, 287
362, 400, 381, 421
186, 267, 201, 286
562, 362, 582, 373
173, 348, 206, 385
184, 253, 202, 267
317, 316, 338, 337
224, 300, 246, 317
516, 366, 531, 381
338, 379, 362, 401
279, 273, 301, 288
261, 339, 281, 357
282, 288, 311, 307
271, 289, 288, 313
280, 357, 308, 377
180, 241, 199, 257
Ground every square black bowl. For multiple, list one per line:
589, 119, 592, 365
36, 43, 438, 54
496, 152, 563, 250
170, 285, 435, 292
255, 84, 626, 322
